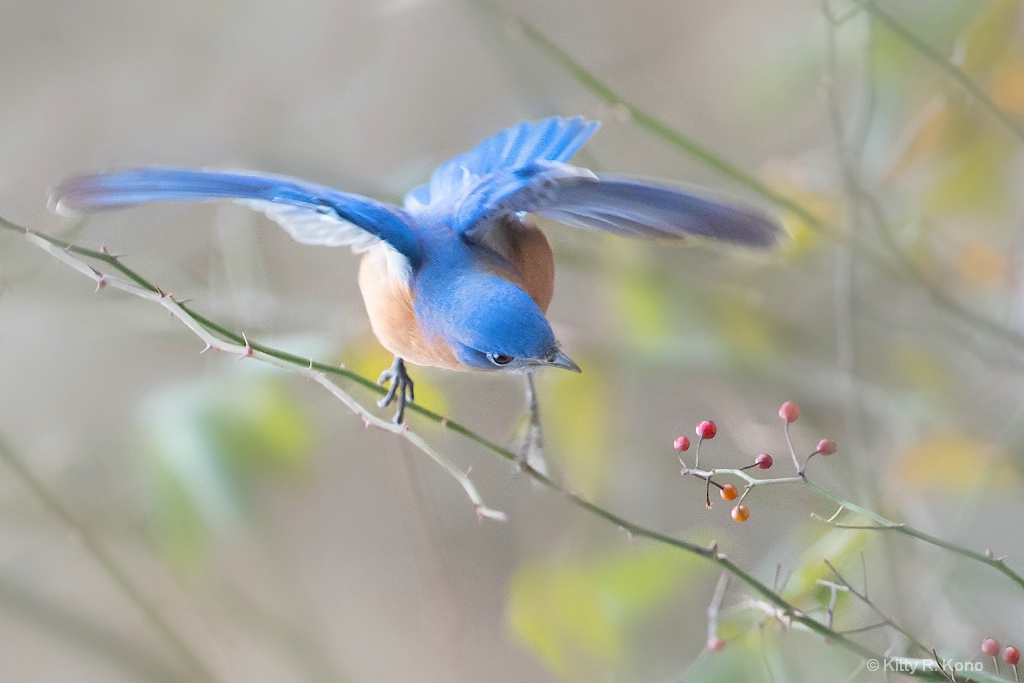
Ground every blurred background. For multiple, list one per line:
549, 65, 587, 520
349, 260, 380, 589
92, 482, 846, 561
1, 0, 1023, 681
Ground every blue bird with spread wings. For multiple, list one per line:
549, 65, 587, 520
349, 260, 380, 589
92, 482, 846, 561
52, 116, 779, 459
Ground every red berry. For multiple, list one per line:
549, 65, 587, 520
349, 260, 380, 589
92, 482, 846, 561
707, 637, 726, 652
816, 439, 837, 456
779, 401, 800, 423
982, 638, 1001, 657
1005, 647, 1020, 665
731, 504, 750, 522
720, 484, 738, 501
696, 420, 717, 439
755, 453, 773, 469
673, 436, 691, 452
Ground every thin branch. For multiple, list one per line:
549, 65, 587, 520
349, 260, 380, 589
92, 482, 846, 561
3, 218, 1013, 681
0, 437, 220, 683
824, 559, 930, 655
706, 572, 729, 644
10, 224, 506, 523
472, 0, 1024, 364
806, 480, 1024, 591
864, 1, 1024, 145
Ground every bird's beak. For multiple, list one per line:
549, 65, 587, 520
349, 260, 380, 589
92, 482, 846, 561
547, 350, 582, 373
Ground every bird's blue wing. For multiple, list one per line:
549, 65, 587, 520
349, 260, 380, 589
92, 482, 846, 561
52, 168, 421, 263
454, 164, 781, 248
404, 116, 599, 208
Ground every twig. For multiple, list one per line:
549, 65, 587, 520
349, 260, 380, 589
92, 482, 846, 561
13, 225, 506, 523
806, 480, 1024, 591
864, 1, 1024, 145
706, 572, 729, 644
824, 558, 931, 655
473, 0, 1024, 363
0, 437, 220, 683
2, 217, 1012, 681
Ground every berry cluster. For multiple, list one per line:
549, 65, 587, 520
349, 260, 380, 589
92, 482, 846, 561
672, 401, 838, 524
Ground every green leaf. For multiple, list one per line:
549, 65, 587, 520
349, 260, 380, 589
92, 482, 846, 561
138, 372, 313, 565
507, 547, 699, 681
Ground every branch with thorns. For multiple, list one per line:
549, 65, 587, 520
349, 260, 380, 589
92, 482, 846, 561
1, 215, 1020, 682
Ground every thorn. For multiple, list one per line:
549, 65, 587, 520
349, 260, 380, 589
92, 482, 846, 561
308, 358, 314, 371
985, 549, 994, 558
440, 417, 449, 427
708, 540, 719, 553
100, 245, 123, 260
94, 276, 105, 292
364, 420, 371, 429
400, 423, 409, 433
238, 333, 254, 359
338, 362, 346, 370
155, 285, 166, 298
200, 342, 212, 353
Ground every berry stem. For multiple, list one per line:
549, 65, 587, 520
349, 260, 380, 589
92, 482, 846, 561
784, 421, 800, 473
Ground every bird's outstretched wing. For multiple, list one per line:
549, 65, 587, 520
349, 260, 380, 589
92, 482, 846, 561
453, 160, 781, 247
404, 116, 599, 209
52, 168, 421, 264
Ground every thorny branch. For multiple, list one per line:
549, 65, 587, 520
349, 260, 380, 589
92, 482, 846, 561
2, 216, 1018, 681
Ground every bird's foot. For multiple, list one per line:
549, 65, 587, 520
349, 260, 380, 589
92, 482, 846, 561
516, 424, 545, 474
377, 356, 414, 424
516, 372, 547, 474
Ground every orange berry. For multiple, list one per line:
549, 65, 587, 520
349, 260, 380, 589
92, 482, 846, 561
720, 484, 738, 501
731, 504, 750, 522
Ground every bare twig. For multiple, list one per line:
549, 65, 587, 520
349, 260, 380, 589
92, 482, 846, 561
2, 216, 1013, 681
16, 227, 506, 523
0, 437, 220, 683
824, 559, 930, 655
864, 1, 1024, 145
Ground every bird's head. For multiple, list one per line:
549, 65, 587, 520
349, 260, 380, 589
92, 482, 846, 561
441, 274, 580, 374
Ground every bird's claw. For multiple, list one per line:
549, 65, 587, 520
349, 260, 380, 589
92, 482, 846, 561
377, 356, 414, 423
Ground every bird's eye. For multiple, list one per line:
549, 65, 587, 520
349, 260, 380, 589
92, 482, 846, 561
487, 353, 514, 366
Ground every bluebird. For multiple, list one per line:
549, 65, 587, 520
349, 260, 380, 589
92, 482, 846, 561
52, 116, 779, 460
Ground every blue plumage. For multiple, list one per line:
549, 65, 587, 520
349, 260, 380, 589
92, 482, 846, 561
51, 116, 780, 423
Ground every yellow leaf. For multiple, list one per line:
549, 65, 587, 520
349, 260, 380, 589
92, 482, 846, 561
892, 432, 1019, 491
961, 0, 1022, 75
925, 133, 1014, 215
890, 344, 953, 398
541, 362, 610, 500
759, 164, 838, 255
783, 526, 869, 604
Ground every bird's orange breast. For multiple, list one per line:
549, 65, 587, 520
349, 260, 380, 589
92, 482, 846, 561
358, 245, 465, 370
357, 221, 556, 371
